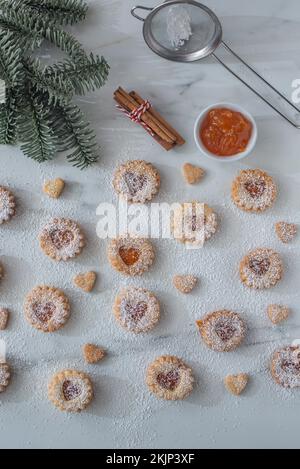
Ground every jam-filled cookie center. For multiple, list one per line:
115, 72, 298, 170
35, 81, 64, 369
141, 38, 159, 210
62, 380, 82, 401
244, 179, 266, 198
249, 257, 271, 276
50, 229, 74, 249
215, 319, 236, 341
281, 357, 300, 375
32, 301, 56, 323
157, 369, 180, 391
124, 301, 147, 322
124, 172, 147, 196
119, 246, 140, 266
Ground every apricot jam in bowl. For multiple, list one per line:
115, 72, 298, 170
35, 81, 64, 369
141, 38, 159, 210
194, 103, 257, 162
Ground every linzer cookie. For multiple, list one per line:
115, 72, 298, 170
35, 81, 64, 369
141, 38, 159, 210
24, 286, 70, 332
0, 363, 11, 393
197, 310, 246, 352
146, 355, 194, 400
113, 160, 160, 203
270, 346, 300, 388
113, 287, 160, 334
0, 186, 16, 224
173, 202, 217, 247
108, 236, 155, 276
240, 248, 283, 290
48, 369, 93, 412
231, 169, 277, 212
39, 218, 85, 261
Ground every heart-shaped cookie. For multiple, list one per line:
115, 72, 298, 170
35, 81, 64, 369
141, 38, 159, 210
182, 163, 205, 185
267, 304, 289, 325
73, 272, 96, 292
43, 178, 65, 199
83, 344, 105, 364
275, 222, 297, 244
224, 373, 249, 396
173, 275, 198, 294
0, 308, 9, 330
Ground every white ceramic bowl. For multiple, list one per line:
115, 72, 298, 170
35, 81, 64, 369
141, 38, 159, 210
194, 102, 257, 163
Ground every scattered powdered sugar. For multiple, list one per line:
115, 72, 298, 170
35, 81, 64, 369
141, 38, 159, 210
167, 5, 192, 49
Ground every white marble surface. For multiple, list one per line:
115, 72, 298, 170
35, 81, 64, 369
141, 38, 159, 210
1, 0, 300, 449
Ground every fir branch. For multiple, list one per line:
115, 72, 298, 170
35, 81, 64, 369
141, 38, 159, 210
21, 0, 88, 26
0, 31, 25, 87
0, 88, 19, 144
24, 58, 73, 105
44, 53, 110, 95
51, 103, 99, 169
17, 90, 56, 162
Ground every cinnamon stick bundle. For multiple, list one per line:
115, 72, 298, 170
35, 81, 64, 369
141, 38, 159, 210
113, 87, 185, 150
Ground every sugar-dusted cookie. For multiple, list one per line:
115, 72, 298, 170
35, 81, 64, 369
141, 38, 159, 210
275, 222, 297, 244
270, 346, 300, 388
197, 310, 246, 352
146, 355, 194, 401
182, 163, 205, 185
43, 178, 65, 199
108, 236, 155, 276
83, 344, 105, 364
73, 271, 96, 292
0, 308, 9, 330
240, 248, 283, 290
0, 262, 3, 281
173, 275, 198, 294
267, 304, 289, 325
113, 160, 160, 203
0, 363, 11, 393
0, 186, 16, 224
173, 202, 217, 247
24, 286, 70, 332
40, 218, 85, 261
231, 169, 277, 212
224, 373, 249, 396
113, 286, 160, 334
48, 369, 93, 412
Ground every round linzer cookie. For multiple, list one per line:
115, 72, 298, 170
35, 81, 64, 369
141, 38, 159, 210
270, 346, 300, 389
0, 363, 11, 393
24, 286, 70, 332
231, 169, 277, 212
146, 355, 194, 401
240, 248, 283, 290
0, 186, 16, 224
113, 160, 160, 203
48, 369, 93, 412
196, 310, 246, 352
113, 287, 160, 334
39, 218, 85, 261
173, 202, 218, 247
107, 236, 155, 276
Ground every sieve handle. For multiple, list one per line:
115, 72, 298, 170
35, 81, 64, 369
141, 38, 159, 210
213, 41, 300, 129
131, 6, 153, 22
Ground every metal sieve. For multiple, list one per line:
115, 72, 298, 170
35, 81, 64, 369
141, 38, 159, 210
131, 0, 300, 128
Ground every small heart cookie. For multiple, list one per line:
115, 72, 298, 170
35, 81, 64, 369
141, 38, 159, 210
73, 272, 96, 292
83, 344, 105, 364
267, 304, 289, 325
224, 373, 249, 396
43, 178, 65, 199
0, 308, 9, 330
275, 222, 297, 244
173, 275, 198, 294
182, 163, 205, 185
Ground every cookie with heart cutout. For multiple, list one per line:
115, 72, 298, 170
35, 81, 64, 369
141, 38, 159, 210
48, 369, 93, 412
240, 248, 283, 290
146, 355, 194, 400
24, 286, 70, 332
270, 346, 300, 388
113, 160, 160, 203
113, 286, 160, 334
231, 169, 277, 212
108, 236, 155, 276
39, 218, 85, 261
